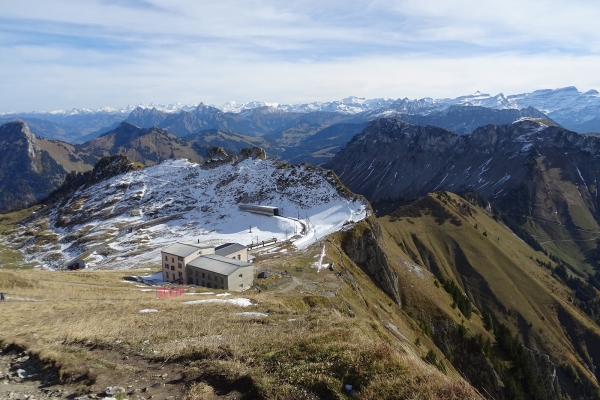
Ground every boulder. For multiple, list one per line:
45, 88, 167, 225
105, 386, 126, 396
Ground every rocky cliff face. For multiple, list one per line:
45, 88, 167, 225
0, 122, 68, 211
203, 146, 267, 169
326, 117, 600, 272
341, 218, 402, 306
327, 118, 600, 216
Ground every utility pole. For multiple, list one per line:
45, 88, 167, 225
249, 225, 252, 233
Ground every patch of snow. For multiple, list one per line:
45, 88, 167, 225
183, 298, 253, 307
216, 293, 231, 297
139, 309, 160, 313
520, 143, 533, 153
136, 272, 167, 286
385, 322, 408, 341
401, 260, 425, 279
237, 312, 269, 317
576, 167, 588, 189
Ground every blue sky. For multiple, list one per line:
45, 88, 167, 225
3, 0, 600, 112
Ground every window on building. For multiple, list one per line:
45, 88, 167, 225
178, 271, 182, 277
165, 264, 168, 269
195, 271, 198, 277
214, 275, 217, 281
171, 265, 174, 270
178, 263, 182, 268
237, 255, 241, 260
166, 272, 169, 279
202, 272, 205, 278
178, 256, 183, 261
165, 255, 168, 260
172, 257, 174, 262
221, 277, 224, 283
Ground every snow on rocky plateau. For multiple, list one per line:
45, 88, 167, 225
16, 157, 368, 270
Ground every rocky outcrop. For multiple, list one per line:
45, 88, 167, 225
0, 121, 67, 211
238, 146, 266, 162
527, 348, 562, 400
202, 147, 237, 169
203, 146, 268, 169
342, 218, 401, 306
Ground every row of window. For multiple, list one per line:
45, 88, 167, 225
165, 271, 183, 280
164, 255, 184, 262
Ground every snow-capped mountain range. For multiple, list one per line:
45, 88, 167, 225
3, 86, 599, 118
3, 87, 600, 143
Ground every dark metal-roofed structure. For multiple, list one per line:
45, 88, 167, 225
239, 204, 279, 216
215, 243, 247, 257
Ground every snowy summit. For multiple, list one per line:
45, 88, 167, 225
19, 155, 368, 269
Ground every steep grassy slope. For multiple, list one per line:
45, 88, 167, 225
36, 137, 93, 173
368, 192, 600, 398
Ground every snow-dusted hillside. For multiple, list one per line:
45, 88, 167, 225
15, 158, 367, 270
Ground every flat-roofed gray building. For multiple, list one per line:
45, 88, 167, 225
160, 241, 253, 290
161, 243, 215, 283
215, 243, 248, 262
187, 254, 254, 290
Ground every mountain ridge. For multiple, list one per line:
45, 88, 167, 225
4, 86, 597, 142
326, 117, 600, 276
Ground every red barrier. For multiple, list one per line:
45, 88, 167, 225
156, 286, 185, 299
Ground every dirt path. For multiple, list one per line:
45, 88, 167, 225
0, 343, 250, 400
277, 276, 301, 293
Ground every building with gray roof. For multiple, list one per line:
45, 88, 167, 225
160, 241, 252, 291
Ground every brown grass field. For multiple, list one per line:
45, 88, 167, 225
0, 262, 480, 399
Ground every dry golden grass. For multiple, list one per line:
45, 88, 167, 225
0, 268, 481, 399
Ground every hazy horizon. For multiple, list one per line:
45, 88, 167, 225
3, 1, 600, 112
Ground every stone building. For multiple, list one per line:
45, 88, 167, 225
160, 242, 253, 291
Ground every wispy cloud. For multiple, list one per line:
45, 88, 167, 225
2, 0, 600, 111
